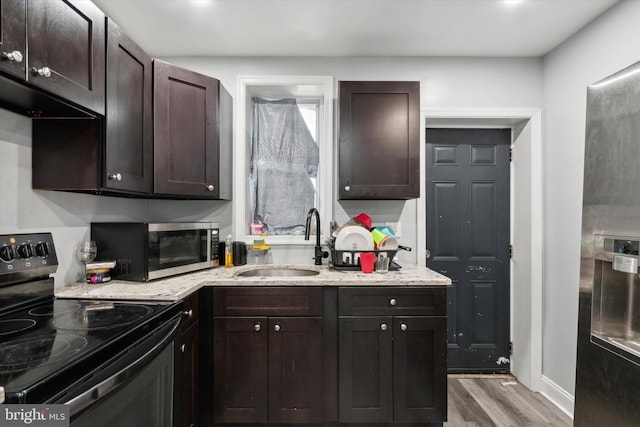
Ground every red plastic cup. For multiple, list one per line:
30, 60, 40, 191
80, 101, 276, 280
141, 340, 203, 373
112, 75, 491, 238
360, 252, 375, 273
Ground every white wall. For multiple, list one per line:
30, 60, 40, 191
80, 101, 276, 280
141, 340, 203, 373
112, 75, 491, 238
542, 0, 640, 401
0, 56, 542, 285
0, 107, 232, 285
161, 55, 543, 265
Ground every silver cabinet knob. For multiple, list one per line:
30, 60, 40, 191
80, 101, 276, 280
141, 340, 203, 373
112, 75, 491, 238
206, 184, 214, 191
400, 323, 408, 331
181, 344, 186, 352
274, 324, 281, 332
183, 309, 193, 318
108, 173, 122, 181
425, 249, 431, 259
380, 323, 388, 331
32, 66, 51, 78
389, 298, 397, 306
254, 323, 261, 332
344, 185, 351, 192
3, 51, 23, 63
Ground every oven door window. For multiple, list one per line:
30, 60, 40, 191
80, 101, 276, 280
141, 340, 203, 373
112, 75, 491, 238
71, 343, 174, 427
148, 229, 208, 272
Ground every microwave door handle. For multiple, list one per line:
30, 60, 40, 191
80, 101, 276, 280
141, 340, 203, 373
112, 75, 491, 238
64, 315, 181, 417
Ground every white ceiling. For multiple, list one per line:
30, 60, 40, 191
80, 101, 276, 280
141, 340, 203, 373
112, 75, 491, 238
91, 0, 619, 58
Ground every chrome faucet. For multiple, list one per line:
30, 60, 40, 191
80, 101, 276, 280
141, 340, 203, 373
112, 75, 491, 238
305, 208, 328, 265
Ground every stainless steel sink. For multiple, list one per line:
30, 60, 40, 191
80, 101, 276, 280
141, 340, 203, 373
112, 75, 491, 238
236, 267, 320, 277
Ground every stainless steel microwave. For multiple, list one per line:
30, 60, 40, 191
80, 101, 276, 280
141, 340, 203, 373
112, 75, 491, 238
90, 222, 220, 281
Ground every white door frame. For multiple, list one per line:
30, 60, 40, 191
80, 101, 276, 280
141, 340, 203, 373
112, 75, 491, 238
418, 108, 543, 391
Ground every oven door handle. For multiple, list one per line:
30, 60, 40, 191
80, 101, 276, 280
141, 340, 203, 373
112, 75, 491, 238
65, 314, 181, 417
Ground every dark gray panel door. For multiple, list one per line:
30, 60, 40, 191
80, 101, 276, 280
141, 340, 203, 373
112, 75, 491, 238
426, 128, 511, 373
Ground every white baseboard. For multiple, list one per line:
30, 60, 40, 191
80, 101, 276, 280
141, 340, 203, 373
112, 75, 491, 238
540, 375, 575, 419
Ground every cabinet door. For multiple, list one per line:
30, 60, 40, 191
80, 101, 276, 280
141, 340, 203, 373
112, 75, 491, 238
153, 59, 220, 198
268, 317, 323, 423
26, 0, 105, 114
179, 321, 199, 427
0, 0, 26, 79
104, 18, 152, 193
338, 316, 393, 423
338, 81, 420, 199
393, 316, 447, 423
213, 317, 268, 424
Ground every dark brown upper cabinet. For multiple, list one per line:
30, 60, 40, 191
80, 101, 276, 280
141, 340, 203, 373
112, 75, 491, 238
338, 81, 420, 200
0, 0, 26, 80
103, 17, 152, 194
32, 18, 152, 196
27, 0, 105, 115
0, 0, 104, 117
153, 60, 232, 200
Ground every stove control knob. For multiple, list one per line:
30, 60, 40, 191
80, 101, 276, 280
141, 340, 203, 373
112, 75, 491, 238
0, 245, 15, 262
35, 242, 49, 257
17, 243, 33, 258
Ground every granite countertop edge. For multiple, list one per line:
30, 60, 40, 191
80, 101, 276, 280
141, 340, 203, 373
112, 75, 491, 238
55, 264, 451, 302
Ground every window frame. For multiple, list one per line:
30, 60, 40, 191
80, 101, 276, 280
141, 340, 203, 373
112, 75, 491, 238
234, 76, 334, 245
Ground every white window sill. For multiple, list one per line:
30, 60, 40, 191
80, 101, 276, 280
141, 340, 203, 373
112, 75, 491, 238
239, 234, 327, 246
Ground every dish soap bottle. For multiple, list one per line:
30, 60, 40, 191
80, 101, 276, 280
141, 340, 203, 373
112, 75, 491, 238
225, 234, 234, 268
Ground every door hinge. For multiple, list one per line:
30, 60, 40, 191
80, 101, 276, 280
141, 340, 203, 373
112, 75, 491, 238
510, 146, 513, 162
509, 244, 513, 258
509, 341, 513, 355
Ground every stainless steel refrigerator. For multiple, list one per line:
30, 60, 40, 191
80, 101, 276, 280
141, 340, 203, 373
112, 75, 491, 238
575, 60, 640, 426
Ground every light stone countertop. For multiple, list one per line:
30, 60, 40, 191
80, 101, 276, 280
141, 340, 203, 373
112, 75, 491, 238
55, 264, 451, 302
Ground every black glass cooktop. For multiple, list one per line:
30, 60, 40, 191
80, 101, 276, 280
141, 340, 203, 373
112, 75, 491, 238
0, 293, 178, 403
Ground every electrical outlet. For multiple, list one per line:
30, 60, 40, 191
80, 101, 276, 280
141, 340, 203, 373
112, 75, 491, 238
385, 222, 401, 237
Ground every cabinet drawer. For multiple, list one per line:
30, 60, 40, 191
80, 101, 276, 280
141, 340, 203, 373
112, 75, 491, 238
213, 287, 323, 316
339, 287, 446, 316
181, 291, 199, 331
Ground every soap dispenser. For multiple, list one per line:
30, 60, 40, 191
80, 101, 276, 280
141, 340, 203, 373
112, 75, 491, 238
224, 234, 234, 268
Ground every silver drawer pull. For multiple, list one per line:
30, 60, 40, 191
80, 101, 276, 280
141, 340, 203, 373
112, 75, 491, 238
380, 323, 388, 331
344, 185, 351, 192
400, 323, 408, 331
181, 344, 186, 352
274, 324, 281, 332
183, 309, 193, 318
108, 173, 122, 181
254, 323, 261, 332
206, 184, 214, 191
389, 298, 397, 306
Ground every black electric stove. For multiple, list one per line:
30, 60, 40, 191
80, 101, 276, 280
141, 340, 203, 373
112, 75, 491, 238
0, 232, 182, 406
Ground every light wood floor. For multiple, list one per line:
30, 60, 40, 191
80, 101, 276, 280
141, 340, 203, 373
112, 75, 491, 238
444, 375, 572, 427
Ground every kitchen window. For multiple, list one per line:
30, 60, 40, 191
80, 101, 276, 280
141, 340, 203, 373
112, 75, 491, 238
250, 97, 320, 235
234, 76, 334, 243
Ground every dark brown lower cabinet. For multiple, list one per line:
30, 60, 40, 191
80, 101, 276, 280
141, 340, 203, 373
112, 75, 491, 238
179, 292, 200, 427
339, 316, 446, 424
205, 286, 446, 427
213, 316, 323, 424
338, 287, 447, 425
180, 321, 199, 427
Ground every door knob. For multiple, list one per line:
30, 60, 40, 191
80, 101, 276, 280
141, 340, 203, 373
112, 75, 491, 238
254, 323, 261, 332
380, 323, 388, 331
2, 51, 23, 63
400, 323, 408, 331
274, 324, 281, 332
32, 66, 52, 78
389, 298, 397, 306
206, 184, 214, 191
108, 173, 122, 181
344, 185, 350, 192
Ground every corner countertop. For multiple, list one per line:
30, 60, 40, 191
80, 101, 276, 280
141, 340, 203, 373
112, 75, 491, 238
55, 264, 451, 302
